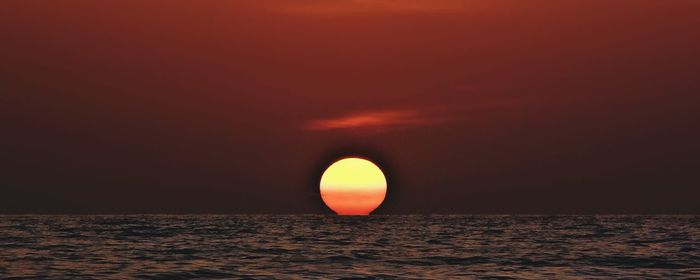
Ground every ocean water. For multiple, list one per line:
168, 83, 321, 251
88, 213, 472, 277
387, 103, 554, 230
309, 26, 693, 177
0, 215, 698, 279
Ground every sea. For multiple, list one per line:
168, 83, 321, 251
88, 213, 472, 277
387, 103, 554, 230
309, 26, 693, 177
0, 215, 698, 279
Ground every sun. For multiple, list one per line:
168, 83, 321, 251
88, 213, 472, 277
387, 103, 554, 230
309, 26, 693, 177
320, 157, 387, 215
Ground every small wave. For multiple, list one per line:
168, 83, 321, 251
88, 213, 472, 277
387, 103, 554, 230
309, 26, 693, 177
138, 269, 234, 279
586, 256, 693, 269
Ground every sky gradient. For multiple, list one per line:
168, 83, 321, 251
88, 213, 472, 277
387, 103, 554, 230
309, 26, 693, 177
1, 0, 699, 214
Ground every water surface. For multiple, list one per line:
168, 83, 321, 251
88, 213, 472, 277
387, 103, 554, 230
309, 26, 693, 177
0, 215, 698, 279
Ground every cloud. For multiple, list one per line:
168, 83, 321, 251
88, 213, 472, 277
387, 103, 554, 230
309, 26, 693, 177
304, 109, 436, 131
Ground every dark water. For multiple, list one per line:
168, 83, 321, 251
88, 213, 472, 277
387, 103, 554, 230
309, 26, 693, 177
0, 215, 698, 279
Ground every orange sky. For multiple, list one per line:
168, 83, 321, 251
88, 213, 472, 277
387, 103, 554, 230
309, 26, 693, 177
1, 0, 699, 213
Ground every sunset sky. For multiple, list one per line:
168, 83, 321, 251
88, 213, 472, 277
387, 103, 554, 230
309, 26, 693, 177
1, 0, 699, 214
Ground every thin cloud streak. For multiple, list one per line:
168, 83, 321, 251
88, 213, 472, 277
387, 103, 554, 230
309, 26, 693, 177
304, 109, 436, 131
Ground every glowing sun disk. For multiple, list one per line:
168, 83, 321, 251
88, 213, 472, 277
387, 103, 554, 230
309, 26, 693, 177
320, 157, 387, 215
